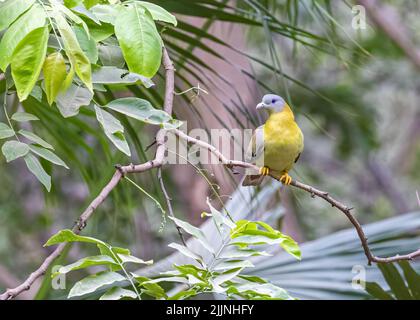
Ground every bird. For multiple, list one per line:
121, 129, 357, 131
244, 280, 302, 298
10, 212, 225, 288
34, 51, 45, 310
242, 94, 304, 186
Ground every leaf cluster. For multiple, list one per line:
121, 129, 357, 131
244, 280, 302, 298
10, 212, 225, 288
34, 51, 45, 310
46, 201, 300, 300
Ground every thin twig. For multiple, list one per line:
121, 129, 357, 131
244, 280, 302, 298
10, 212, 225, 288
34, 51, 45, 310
157, 167, 187, 246
289, 180, 420, 264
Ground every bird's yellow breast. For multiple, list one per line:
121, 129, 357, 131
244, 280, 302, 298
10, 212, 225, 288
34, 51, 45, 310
263, 105, 304, 174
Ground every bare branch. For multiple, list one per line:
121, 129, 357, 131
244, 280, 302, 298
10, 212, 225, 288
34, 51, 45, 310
172, 129, 420, 265
0, 265, 32, 299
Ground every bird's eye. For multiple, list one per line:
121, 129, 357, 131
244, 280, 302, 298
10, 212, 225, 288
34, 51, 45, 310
272, 99, 277, 104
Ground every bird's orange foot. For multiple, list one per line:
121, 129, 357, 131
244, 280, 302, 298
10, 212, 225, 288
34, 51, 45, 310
280, 172, 292, 185
259, 166, 270, 176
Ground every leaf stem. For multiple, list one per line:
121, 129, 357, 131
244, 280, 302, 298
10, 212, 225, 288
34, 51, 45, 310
108, 248, 141, 300
41, 0, 64, 51
125, 176, 166, 217
2, 88, 20, 142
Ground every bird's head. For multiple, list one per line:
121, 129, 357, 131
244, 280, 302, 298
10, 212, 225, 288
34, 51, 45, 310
256, 94, 286, 113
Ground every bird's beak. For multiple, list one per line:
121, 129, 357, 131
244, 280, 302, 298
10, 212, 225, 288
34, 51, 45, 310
256, 102, 265, 110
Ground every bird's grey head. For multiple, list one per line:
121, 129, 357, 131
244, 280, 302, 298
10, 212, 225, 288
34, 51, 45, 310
256, 94, 286, 112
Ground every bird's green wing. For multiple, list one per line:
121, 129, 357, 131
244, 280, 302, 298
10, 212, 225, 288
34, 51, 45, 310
245, 125, 264, 163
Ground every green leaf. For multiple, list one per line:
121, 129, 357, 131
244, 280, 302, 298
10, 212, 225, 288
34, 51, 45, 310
231, 220, 277, 239
44, 229, 107, 247
237, 275, 268, 284
85, 20, 114, 42
230, 220, 301, 260
206, 199, 235, 230
219, 247, 270, 259
168, 216, 215, 254
131, 273, 169, 299
0, 3, 46, 71
398, 261, 420, 299
137, 2, 177, 26
11, 112, 39, 122
83, 0, 101, 10
30, 85, 43, 102
231, 235, 287, 246
228, 283, 293, 300
365, 282, 394, 300
18, 129, 53, 149
73, 25, 98, 64
54, 2, 90, 41
99, 287, 137, 300
142, 276, 188, 285
61, 66, 75, 93
54, 12, 92, 92
168, 289, 197, 300
11, 26, 48, 101
106, 97, 180, 128
2, 140, 29, 162
378, 263, 412, 300
92, 66, 154, 88
174, 264, 206, 281
279, 235, 301, 260
97, 245, 130, 266
68, 271, 126, 298
211, 267, 243, 288
29, 145, 69, 169
94, 105, 131, 156
43, 52, 67, 105
0, 0, 35, 32
64, 0, 83, 8
23, 153, 51, 191
115, 3, 162, 78
168, 242, 203, 262
117, 254, 152, 265
56, 84, 93, 118
95, 105, 124, 134
140, 282, 167, 299
213, 260, 254, 271
0, 122, 15, 139
110, 246, 131, 256
98, 45, 125, 68
53, 255, 119, 277
90, 4, 119, 24
71, 4, 101, 25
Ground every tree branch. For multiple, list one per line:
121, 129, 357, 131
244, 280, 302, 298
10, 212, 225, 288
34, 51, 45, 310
172, 129, 420, 265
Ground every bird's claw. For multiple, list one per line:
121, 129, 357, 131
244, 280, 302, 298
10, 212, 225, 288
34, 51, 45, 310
259, 166, 270, 176
280, 173, 292, 185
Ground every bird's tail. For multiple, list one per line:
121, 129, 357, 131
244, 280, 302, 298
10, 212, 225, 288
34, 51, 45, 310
242, 174, 265, 186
